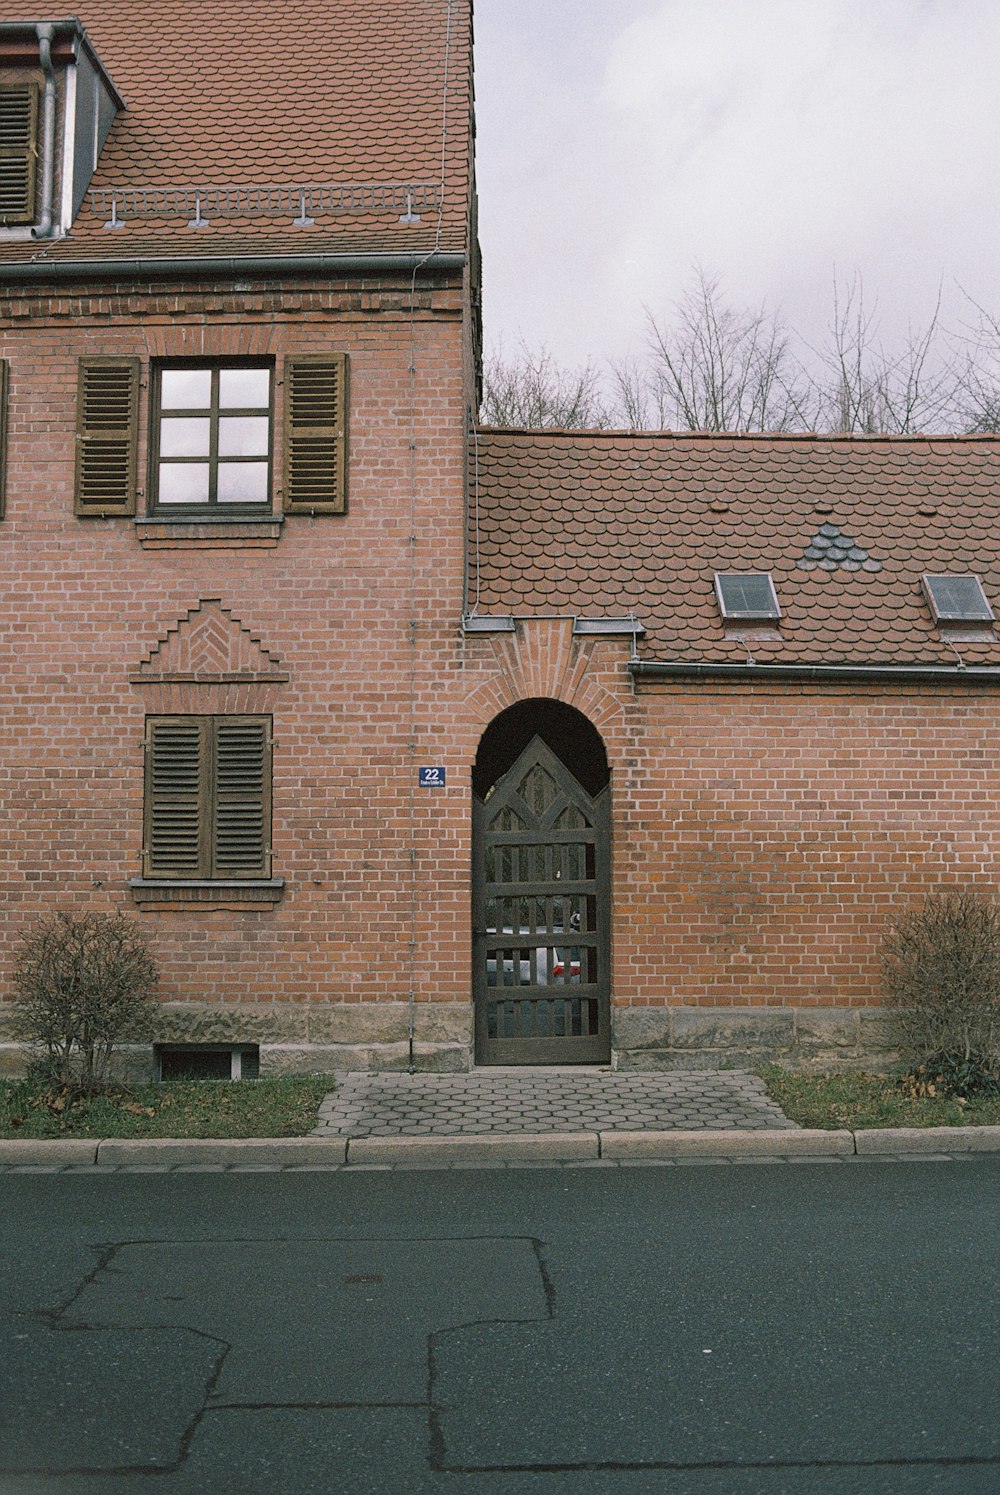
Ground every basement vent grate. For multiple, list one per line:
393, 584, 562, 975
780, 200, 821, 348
155, 1043, 260, 1081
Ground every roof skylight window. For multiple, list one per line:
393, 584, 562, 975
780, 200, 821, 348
714, 572, 781, 623
921, 574, 994, 625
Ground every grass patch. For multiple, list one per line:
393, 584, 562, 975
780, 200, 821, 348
760, 1067, 1000, 1130
0, 1075, 334, 1140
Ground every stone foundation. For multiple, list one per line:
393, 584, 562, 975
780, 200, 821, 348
611, 1005, 900, 1072
0, 999, 902, 1078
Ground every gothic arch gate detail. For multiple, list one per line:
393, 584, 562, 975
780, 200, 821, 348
473, 734, 611, 1064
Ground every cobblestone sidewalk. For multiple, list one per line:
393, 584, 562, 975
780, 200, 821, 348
312, 1068, 798, 1138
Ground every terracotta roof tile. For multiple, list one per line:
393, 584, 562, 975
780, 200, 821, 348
0, 0, 470, 264
470, 429, 1000, 667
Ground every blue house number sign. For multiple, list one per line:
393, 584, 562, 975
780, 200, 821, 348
419, 766, 446, 788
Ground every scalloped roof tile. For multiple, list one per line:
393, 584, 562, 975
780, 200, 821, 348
470, 429, 1000, 667
0, 0, 471, 264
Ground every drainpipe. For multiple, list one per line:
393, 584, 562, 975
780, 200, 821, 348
32, 22, 56, 239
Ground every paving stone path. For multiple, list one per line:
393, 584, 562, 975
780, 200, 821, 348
313, 1068, 798, 1138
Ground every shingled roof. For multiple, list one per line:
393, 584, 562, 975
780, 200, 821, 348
0, 0, 471, 264
469, 429, 1000, 668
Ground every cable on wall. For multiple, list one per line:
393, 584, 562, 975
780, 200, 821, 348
405, 0, 455, 1073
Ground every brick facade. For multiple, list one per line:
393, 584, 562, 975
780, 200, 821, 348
1, 1, 997, 1076
0, 275, 479, 1072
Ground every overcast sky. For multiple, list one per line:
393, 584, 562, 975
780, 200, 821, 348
473, 0, 1000, 372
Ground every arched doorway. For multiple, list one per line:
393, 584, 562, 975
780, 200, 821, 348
473, 700, 611, 1065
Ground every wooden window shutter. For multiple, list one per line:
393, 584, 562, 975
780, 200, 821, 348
75, 358, 139, 516
283, 354, 348, 513
144, 718, 208, 878
0, 85, 38, 226
212, 717, 272, 876
0, 360, 8, 520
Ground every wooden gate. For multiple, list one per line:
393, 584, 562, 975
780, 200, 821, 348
473, 735, 610, 1065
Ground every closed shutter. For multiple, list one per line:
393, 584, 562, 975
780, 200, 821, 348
213, 717, 271, 876
144, 716, 272, 879
282, 354, 348, 513
0, 85, 38, 226
75, 358, 139, 516
0, 360, 8, 519
144, 718, 207, 877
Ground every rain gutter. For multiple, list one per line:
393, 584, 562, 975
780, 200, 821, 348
0, 251, 467, 284
629, 660, 1000, 685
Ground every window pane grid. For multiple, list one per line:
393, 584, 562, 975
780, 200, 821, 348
154, 365, 272, 511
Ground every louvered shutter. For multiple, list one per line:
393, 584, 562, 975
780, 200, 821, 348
283, 354, 348, 513
144, 718, 208, 877
212, 717, 271, 876
0, 360, 8, 520
0, 85, 38, 226
75, 358, 139, 516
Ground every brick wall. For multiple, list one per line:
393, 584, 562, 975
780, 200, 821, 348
457, 622, 1000, 1063
0, 276, 476, 1045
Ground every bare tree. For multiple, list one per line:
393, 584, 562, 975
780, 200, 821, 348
954, 293, 1000, 433
811, 275, 959, 434
481, 272, 993, 437
609, 268, 814, 432
607, 353, 671, 430
480, 339, 610, 428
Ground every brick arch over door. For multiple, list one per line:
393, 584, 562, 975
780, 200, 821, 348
473, 700, 611, 1065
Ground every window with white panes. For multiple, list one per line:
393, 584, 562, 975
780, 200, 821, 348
152, 363, 273, 512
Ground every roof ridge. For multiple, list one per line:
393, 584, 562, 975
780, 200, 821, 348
474, 426, 1000, 445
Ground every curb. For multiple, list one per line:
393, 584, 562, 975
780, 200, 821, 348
2, 1125, 1000, 1167
853, 1126, 1000, 1154
347, 1132, 596, 1165
599, 1129, 855, 1158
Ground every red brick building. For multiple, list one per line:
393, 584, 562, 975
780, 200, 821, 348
1, 2, 999, 1076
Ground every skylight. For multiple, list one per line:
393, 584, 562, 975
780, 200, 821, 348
714, 572, 781, 623
921, 574, 994, 625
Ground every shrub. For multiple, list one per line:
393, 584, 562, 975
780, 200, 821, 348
879, 888, 1000, 1095
11, 911, 157, 1093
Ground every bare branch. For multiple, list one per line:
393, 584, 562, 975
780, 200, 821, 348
628, 268, 814, 432
480, 338, 611, 429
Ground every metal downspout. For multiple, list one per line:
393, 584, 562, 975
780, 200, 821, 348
32, 22, 56, 239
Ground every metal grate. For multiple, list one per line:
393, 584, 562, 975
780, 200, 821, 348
474, 736, 610, 1065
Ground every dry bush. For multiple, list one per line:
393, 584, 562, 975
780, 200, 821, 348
11, 911, 157, 1093
880, 889, 1000, 1093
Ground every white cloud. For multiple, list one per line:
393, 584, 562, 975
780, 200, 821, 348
475, 0, 1000, 369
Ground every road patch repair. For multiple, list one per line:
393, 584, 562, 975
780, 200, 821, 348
1, 1068, 1000, 1167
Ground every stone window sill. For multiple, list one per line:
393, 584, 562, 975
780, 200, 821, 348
129, 878, 284, 908
135, 516, 283, 550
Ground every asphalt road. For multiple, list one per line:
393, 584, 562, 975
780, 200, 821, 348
1, 1157, 998, 1494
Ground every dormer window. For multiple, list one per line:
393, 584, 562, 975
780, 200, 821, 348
714, 572, 782, 624
0, 21, 122, 239
0, 83, 39, 226
921, 574, 995, 626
